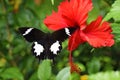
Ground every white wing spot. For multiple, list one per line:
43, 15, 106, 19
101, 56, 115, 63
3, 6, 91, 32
33, 42, 44, 56
65, 28, 71, 36
50, 41, 60, 55
23, 28, 33, 36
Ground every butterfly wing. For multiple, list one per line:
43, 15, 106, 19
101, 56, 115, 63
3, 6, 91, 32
19, 27, 47, 60
51, 27, 77, 41
18, 27, 45, 42
48, 27, 77, 58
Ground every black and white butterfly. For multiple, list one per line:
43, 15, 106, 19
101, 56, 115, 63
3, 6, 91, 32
19, 27, 76, 61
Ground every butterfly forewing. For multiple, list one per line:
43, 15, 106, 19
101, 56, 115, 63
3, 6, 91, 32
19, 27, 45, 42
51, 27, 77, 41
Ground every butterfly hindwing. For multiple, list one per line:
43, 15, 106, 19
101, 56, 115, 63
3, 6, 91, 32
19, 27, 45, 42
31, 41, 45, 60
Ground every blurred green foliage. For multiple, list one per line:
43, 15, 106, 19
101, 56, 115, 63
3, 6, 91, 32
0, 0, 120, 80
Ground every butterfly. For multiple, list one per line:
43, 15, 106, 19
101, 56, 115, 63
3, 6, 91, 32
19, 27, 76, 61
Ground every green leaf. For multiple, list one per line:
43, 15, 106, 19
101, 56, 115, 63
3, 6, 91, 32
29, 72, 39, 80
104, 0, 120, 22
56, 67, 70, 80
0, 67, 24, 80
111, 23, 120, 42
88, 71, 120, 80
37, 59, 52, 80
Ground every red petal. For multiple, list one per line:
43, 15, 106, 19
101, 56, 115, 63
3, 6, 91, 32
68, 29, 86, 51
59, 0, 93, 27
44, 11, 67, 30
58, 0, 76, 26
83, 16, 114, 47
75, 0, 93, 26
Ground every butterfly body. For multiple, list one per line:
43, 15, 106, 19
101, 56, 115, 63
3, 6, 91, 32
19, 27, 76, 60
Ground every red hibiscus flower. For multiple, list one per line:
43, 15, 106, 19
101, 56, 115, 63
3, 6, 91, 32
44, 0, 114, 51
44, 0, 114, 74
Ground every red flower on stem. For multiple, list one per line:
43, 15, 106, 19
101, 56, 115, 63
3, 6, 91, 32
44, 0, 114, 73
